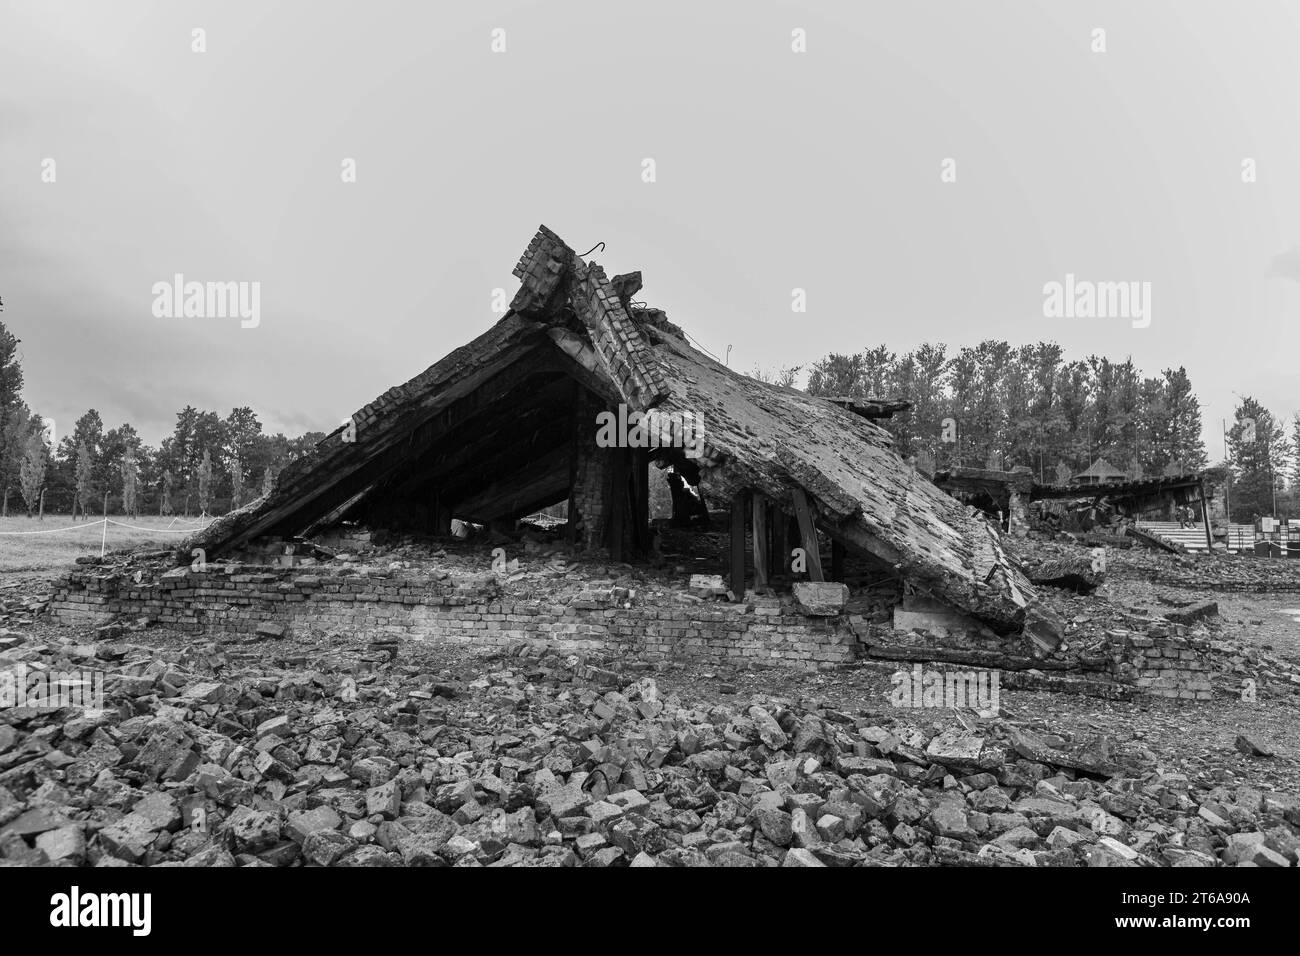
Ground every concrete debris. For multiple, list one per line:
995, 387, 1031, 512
1022, 556, 1103, 594
792, 582, 849, 616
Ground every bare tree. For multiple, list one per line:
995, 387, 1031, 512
18, 433, 46, 518
197, 449, 213, 516
75, 440, 94, 520
161, 469, 174, 516
121, 446, 140, 518
230, 457, 244, 511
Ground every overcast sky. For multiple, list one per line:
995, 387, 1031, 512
2, 0, 1298, 457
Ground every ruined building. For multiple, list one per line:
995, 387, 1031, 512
54, 226, 1078, 669
187, 227, 1049, 633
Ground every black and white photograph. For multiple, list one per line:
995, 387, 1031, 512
0, 0, 1293, 936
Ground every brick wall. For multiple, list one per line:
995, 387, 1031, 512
569, 260, 669, 410
868, 613, 1214, 702
47, 566, 1215, 698
572, 410, 611, 551
48, 565, 859, 668
1103, 630, 1214, 700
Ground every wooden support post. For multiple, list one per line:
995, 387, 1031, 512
565, 386, 581, 545
436, 492, 452, 535
790, 488, 825, 582
768, 502, 782, 580
775, 512, 794, 579
1199, 480, 1213, 552
632, 448, 650, 553
730, 492, 747, 598
609, 447, 626, 561
831, 539, 845, 583
752, 492, 769, 593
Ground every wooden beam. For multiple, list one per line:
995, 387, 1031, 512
384, 376, 573, 497
632, 448, 650, 553
790, 488, 825, 582
246, 341, 607, 547
566, 384, 581, 545
450, 445, 571, 522
1199, 479, 1214, 552
831, 539, 845, 583
211, 337, 555, 552
772, 510, 788, 579
433, 493, 450, 535
609, 447, 626, 561
752, 492, 769, 593
730, 492, 747, 598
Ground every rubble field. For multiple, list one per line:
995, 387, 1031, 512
1, 532, 1298, 868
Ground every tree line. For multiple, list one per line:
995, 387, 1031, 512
0, 317, 323, 518
770, 340, 1298, 522
797, 341, 1207, 481
2, 311, 1295, 524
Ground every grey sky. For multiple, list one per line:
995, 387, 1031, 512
2, 0, 1298, 457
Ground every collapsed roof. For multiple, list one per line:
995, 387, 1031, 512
190, 225, 1046, 636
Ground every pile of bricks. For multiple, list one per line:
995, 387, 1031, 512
1112, 548, 1300, 593
2, 626, 1291, 868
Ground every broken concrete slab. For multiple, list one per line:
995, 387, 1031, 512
792, 582, 849, 616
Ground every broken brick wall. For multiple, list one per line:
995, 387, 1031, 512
47, 565, 1215, 699
1107, 631, 1213, 700
48, 567, 858, 667
875, 602, 1214, 703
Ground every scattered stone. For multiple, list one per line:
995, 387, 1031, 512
1234, 734, 1274, 758
35, 826, 86, 864
0, 562, 1295, 870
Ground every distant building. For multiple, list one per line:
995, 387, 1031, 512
1071, 458, 1129, 486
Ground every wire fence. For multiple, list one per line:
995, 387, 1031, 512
0, 515, 214, 556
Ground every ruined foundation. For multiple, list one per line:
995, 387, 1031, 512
49, 563, 1214, 699
49, 566, 859, 667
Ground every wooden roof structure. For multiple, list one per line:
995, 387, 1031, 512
1071, 457, 1130, 484
188, 226, 1046, 635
